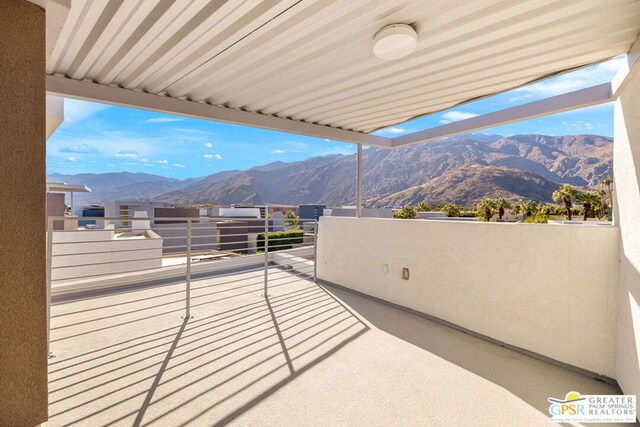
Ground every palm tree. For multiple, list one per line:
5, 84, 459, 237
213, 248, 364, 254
414, 202, 430, 212
601, 177, 613, 218
537, 203, 552, 216
552, 184, 580, 220
520, 200, 537, 218
284, 210, 298, 225
476, 198, 495, 222
441, 203, 460, 217
578, 191, 603, 221
394, 205, 416, 219
494, 198, 511, 220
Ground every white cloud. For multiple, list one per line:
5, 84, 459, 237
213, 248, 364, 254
511, 56, 624, 98
565, 120, 596, 132
202, 154, 213, 159
145, 117, 184, 123
67, 156, 77, 162
213, 154, 222, 160
172, 163, 186, 168
157, 160, 169, 164
267, 141, 310, 154
508, 93, 533, 103
59, 144, 99, 153
204, 142, 213, 148
438, 110, 478, 124
382, 127, 409, 134
114, 150, 138, 158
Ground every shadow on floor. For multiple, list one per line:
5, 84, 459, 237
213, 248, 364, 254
48, 273, 369, 426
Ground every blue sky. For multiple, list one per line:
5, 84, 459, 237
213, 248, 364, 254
47, 57, 623, 180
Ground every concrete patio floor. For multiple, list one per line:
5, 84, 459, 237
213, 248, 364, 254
46, 267, 627, 426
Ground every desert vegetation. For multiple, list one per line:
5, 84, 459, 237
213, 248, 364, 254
392, 178, 613, 224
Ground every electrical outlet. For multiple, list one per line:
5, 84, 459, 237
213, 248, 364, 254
401, 267, 410, 280
382, 264, 389, 274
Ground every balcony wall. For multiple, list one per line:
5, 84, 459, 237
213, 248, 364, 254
614, 61, 640, 398
317, 217, 619, 377
51, 229, 163, 282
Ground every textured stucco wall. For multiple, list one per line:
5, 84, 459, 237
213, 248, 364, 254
317, 217, 619, 377
0, 1, 48, 425
614, 67, 640, 397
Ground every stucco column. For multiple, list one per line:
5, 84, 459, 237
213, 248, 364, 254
614, 66, 640, 398
0, 1, 48, 425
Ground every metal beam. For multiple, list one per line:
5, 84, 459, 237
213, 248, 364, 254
391, 83, 613, 148
612, 33, 640, 98
46, 75, 391, 148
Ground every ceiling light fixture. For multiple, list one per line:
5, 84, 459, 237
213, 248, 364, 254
373, 24, 417, 60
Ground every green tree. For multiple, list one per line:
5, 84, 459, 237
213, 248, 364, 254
476, 198, 495, 222
578, 191, 603, 221
440, 203, 460, 217
494, 198, 511, 220
414, 202, 430, 212
601, 177, 614, 219
520, 200, 538, 218
537, 203, 553, 216
552, 184, 580, 220
394, 205, 416, 219
284, 210, 298, 225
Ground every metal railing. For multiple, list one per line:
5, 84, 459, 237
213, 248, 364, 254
46, 215, 319, 357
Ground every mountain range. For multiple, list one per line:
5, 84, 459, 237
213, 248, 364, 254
47, 134, 613, 207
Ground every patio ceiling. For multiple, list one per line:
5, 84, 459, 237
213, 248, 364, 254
45, 0, 640, 141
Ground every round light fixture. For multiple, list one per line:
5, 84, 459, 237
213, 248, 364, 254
373, 24, 417, 60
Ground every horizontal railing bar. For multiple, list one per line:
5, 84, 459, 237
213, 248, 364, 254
49, 216, 319, 221
51, 253, 315, 281
52, 264, 181, 282
189, 240, 313, 249
49, 234, 313, 246
52, 256, 163, 269
193, 267, 316, 290
52, 258, 298, 283
53, 247, 171, 257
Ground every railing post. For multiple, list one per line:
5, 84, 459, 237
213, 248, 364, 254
46, 216, 55, 359
263, 215, 269, 297
184, 218, 192, 319
313, 218, 318, 283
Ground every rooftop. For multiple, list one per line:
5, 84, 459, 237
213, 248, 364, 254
48, 268, 622, 426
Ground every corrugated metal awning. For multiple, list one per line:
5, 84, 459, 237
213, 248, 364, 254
46, 182, 91, 193
47, 0, 640, 134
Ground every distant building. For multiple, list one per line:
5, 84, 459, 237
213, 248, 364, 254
299, 204, 326, 221
46, 182, 92, 230
79, 205, 104, 227
104, 200, 172, 228
207, 206, 262, 219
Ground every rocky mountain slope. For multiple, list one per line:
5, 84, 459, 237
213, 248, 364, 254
49, 134, 613, 207
46, 172, 191, 206
156, 134, 612, 206
368, 165, 560, 206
